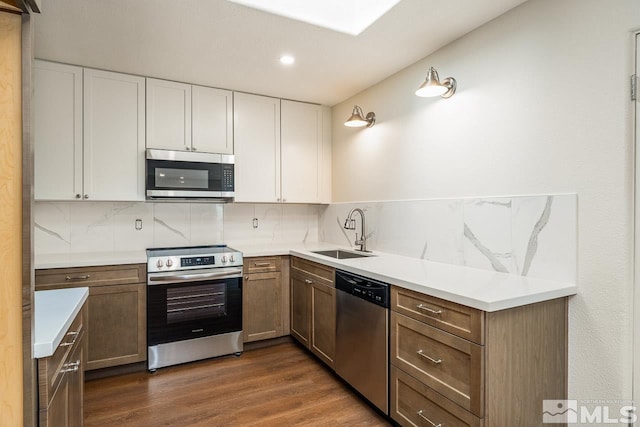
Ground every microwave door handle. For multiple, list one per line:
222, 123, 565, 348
148, 269, 243, 285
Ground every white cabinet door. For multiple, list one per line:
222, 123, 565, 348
192, 85, 233, 154
146, 78, 191, 151
83, 69, 145, 201
34, 60, 83, 200
233, 93, 281, 203
281, 100, 322, 203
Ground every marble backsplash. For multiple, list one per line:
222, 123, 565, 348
319, 194, 577, 283
34, 202, 322, 254
35, 194, 577, 283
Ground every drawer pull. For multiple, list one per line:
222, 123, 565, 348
254, 262, 272, 267
417, 304, 442, 315
417, 349, 442, 365
59, 331, 79, 347
304, 279, 314, 284
61, 360, 80, 373
417, 410, 442, 427
65, 274, 91, 281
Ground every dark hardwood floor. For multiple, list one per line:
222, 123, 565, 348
84, 342, 391, 426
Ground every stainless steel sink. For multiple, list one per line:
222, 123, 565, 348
311, 249, 374, 259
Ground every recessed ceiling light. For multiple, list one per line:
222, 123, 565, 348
227, 0, 402, 36
280, 55, 295, 65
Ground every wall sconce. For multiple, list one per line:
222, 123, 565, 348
344, 105, 376, 128
415, 67, 457, 98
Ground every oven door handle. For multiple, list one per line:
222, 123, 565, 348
148, 268, 243, 285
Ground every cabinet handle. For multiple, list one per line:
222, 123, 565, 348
417, 304, 443, 315
61, 360, 80, 373
192, 146, 197, 151
75, 194, 81, 199
59, 331, 79, 347
254, 262, 271, 267
304, 279, 313, 284
417, 410, 441, 427
276, 198, 281, 202
417, 349, 442, 365
65, 274, 91, 281
282, 198, 286, 203
244, 276, 249, 281
83, 194, 89, 199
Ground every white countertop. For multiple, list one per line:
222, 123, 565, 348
34, 242, 576, 312
288, 247, 576, 312
34, 287, 89, 358
35, 250, 146, 269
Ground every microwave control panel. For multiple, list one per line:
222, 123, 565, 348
222, 165, 234, 191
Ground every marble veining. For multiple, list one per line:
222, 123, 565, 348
34, 223, 70, 245
153, 217, 188, 241
320, 194, 576, 283
463, 223, 510, 273
522, 196, 553, 276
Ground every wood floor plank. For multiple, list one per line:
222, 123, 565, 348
84, 342, 391, 426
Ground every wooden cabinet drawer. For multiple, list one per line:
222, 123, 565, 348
391, 366, 482, 427
38, 306, 85, 410
244, 256, 281, 274
392, 286, 484, 344
291, 257, 334, 285
391, 312, 484, 417
36, 264, 145, 289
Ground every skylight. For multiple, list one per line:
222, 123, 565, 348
227, 0, 402, 36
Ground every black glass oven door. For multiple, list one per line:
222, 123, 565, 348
147, 277, 242, 346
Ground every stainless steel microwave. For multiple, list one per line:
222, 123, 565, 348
145, 149, 234, 201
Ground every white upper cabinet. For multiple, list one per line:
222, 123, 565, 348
234, 92, 281, 203
281, 100, 322, 203
146, 79, 232, 154
34, 61, 146, 201
192, 85, 233, 154
146, 78, 192, 151
83, 69, 145, 201
34, 60, 83, 200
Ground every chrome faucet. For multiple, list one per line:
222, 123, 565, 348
343, 208, 370, 252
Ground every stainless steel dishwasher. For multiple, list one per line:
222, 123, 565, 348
335, 269, 390, 415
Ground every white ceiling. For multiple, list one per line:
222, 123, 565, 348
34, 0, 527, 106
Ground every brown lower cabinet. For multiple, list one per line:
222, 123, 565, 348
39, 303, 86, 426
290, 257, 336, 369
242, 256, 289, 343
36, 264, 147, 370
390, 286, 568, 426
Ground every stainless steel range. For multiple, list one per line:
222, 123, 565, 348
146, 245, 243, 371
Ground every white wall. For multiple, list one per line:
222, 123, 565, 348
332, 0, 639, 402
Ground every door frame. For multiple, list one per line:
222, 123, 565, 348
633, 30, 639, 419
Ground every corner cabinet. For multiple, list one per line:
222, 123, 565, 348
390, 286, 568, 427
290, 257, 336, 368
234, 94, 331, 203
146, 78, 233, 154
36, 264, 147, 371
34, 60, 145, 201
38, 303, 86, 427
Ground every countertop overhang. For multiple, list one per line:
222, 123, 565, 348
34, 287, 89, 358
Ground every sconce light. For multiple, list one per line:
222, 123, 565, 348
344, 105, 376, 128
415, 67, 457, 98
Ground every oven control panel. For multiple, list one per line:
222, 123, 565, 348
147, 250, 243, 273
181, 256, 215, 268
